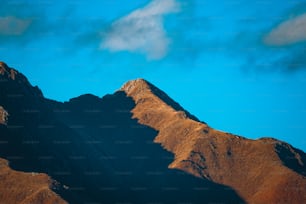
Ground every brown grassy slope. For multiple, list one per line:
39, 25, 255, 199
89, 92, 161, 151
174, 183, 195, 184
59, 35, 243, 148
0, 158, 67, 204
121, 79, 306, 204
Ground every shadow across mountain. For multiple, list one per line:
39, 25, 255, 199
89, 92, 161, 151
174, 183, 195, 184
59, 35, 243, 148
144, 80, 201, 122
1, 62, 306, 203
0, 75, 245, 204
275, 143, 306, 176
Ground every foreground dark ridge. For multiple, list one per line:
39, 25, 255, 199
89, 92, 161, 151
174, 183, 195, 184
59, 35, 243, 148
0, 61, 305, 203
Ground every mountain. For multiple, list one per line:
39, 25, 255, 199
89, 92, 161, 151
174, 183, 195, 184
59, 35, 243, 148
121, 79, 306, 203
0, 61, 305, 203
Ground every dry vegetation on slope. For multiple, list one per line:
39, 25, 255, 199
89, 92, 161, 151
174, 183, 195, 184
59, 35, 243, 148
0, 158, 67, 204
121, 79, 306, 204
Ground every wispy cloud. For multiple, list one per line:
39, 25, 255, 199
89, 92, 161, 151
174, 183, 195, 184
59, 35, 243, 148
229, 8, 306, 73
261, 11, 306, 72
264, 13, 306, 46
0, 1, 48, 45
0, 16, 31, 35
100, 0, 180, 60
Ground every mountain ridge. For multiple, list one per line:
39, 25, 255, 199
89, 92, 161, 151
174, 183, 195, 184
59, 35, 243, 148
120, 78, 200, 122
0, 61, 305, 203
0, 62, 244, 203
121, 77, 306, 203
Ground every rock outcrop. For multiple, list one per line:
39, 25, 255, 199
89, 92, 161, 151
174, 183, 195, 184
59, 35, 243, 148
0, 106, 8, 125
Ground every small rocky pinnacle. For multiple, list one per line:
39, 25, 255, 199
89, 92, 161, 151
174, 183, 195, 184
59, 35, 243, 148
0, 61, 17, 80
120, 78, 151, 98
0, 106, 9, 125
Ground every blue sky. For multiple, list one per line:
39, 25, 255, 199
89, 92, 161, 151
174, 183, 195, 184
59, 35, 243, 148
1, 0, 306, 151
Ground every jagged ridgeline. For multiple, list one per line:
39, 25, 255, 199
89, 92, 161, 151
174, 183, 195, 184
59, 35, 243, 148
0, 62, 305, 204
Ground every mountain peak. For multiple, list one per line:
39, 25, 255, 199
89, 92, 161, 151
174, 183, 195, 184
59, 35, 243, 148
120, 79, 306, 204
1, 64, 306, 203
0, 61, 18, 80
0, 62, 43, 99
0, 62, 8, 69
120, 78, 150, 95
121, 78, 200, 122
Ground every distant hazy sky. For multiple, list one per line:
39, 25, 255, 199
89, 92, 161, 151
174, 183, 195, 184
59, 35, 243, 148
1, 0, 306, 151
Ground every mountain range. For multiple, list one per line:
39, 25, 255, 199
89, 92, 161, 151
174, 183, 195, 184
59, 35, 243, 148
0, 61, 305, 204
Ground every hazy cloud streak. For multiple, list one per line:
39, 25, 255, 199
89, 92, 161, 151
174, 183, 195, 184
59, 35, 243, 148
100, 0, 180, 60
264, 13, 306, 46
0, 16, 31, 36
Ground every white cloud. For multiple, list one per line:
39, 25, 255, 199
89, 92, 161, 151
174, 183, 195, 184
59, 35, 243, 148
0, 16, 31, 35
100, 0, 180, 60
264, 13, 306, 46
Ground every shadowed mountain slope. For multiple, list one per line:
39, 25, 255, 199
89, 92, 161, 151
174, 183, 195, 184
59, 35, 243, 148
121, 78, 306, 204
1, 62, 306, 203
0, 62, 244, 203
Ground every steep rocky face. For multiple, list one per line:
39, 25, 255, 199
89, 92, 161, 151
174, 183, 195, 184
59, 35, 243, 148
121, 78, 306, 204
